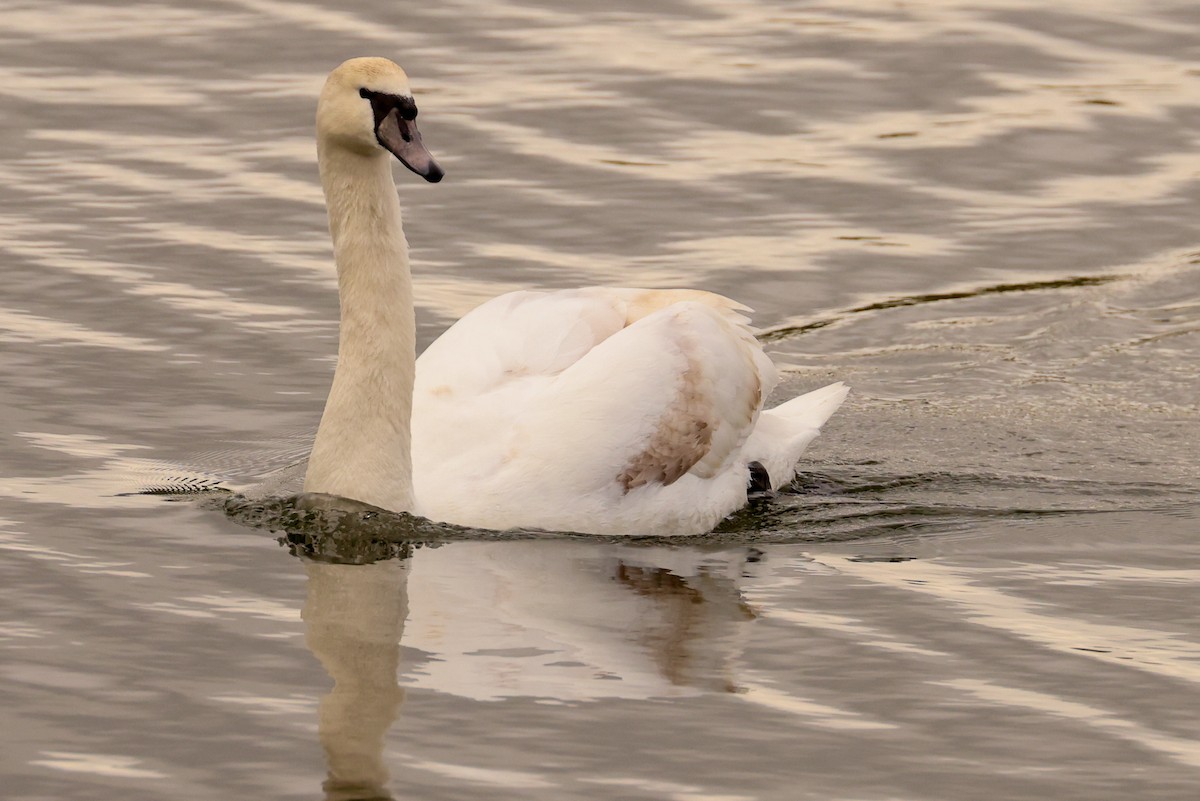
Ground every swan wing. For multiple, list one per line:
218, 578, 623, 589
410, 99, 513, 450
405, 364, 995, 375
412, 288, 776, 531
414, 287, 755, 397
517, 297, 775, 491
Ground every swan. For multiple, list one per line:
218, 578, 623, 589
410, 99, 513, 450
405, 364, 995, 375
303, 57, 848, 536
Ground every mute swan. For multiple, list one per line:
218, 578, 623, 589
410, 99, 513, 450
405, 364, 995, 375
303, 57, 848, 536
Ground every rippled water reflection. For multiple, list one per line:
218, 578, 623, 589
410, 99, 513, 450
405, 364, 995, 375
2, 0, 1198, 799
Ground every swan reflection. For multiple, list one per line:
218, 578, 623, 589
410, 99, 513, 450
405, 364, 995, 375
303, 557, 408, 801
297, 537, 758, 798
403, 542, 757, 699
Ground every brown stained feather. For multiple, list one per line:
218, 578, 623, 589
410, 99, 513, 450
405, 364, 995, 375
617, 362, 717, 492
610, 292, 770, 494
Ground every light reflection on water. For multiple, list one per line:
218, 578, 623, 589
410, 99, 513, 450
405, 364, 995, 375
274, 520, 1200, 799
1, 0, 1199, 798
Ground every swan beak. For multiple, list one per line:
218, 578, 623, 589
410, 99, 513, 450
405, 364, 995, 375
376, 108, 444, 183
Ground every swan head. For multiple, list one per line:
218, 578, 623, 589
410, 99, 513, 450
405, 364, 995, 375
317, 57, 444, 183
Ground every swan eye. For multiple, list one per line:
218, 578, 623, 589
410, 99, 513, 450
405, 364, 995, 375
359, 88, 419, 121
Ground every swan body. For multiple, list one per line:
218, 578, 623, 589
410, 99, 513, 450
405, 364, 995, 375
303, 57, 847, 536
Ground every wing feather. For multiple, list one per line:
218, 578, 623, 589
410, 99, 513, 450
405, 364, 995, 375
509, 299, 773, 494
413, 288, 775, 505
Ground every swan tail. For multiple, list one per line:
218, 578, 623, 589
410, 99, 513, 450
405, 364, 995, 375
768, 381, 849, 427
745, 382, 849, 490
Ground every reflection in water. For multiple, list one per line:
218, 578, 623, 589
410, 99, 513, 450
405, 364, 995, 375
303, 558, 409, 801
295, 535, 760, 797
825, 554, 1200, 685
403, 542, 758, 702
613, 560, 755, 693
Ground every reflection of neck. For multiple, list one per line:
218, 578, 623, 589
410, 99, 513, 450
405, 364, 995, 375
305, 143, 416, 512
303, 559, 409, 800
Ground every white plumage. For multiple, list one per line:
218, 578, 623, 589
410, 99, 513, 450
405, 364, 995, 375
303, 58, 848, 536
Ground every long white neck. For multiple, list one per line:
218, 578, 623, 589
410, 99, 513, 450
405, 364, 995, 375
304, 142, 416, 512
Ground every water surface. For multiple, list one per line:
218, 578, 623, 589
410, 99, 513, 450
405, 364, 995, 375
1, 1, 1198, 799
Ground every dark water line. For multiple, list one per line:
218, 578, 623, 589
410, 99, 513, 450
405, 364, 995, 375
205, 489, 1192, 563
760, 274, 1128, 343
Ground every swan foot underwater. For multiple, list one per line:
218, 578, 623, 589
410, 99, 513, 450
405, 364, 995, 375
301, 57, 848, 537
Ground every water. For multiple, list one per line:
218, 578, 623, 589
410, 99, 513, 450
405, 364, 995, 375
1, 0, 1198, 798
